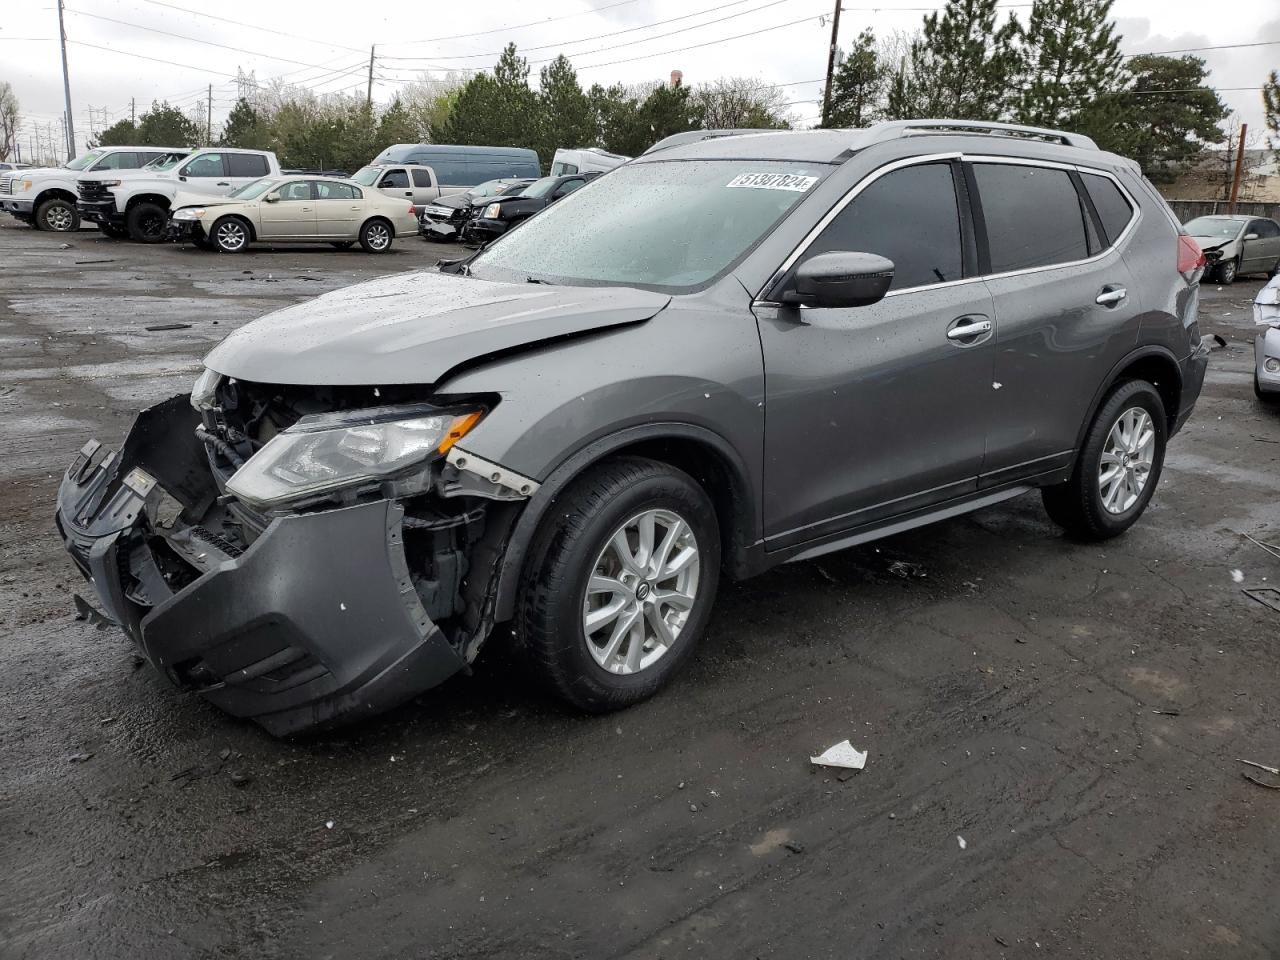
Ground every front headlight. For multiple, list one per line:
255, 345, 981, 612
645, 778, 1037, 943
99, 179, 122, 188
173, 207, 207, 220
190, 366, 221, 411
483, 202, 501, 219
225, 404, 483, 510
16, 179, 33, 193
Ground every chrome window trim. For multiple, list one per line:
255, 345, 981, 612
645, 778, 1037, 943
756, 152, 1142, 304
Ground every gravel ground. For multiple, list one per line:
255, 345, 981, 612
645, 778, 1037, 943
1, 220, 1278, 960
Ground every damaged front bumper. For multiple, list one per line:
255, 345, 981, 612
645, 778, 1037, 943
54, 396, 472, 736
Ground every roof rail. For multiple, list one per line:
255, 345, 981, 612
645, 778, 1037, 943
866, 119, 1098, 150
641, 128, 772, 156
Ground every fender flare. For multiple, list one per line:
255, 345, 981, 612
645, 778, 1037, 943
1071, 343, 1184, 457
490, 421, 756, 623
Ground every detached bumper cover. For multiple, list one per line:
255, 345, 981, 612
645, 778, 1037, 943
54, 401, 467, 736
167, 221, 206, 242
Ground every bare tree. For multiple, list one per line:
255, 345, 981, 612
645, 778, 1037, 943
691, 77, 793, 129
0, 82, 19, 162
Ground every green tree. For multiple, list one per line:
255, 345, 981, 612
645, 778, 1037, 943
376, 96, 420, 148
888, 0, 1019, 120
587, 82, 641, 154
1264, 70, 1280, 168
1079, 55, 1227, 182
824, 29, 885, 127
436, 45, 543, 158
538, 55, 596, 161
218, 97, 270, 150
1014, 0, 1123, 129
693, 77, 792, 129
135, 101, 200, 146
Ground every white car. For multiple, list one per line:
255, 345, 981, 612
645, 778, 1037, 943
1255, 275, 1280, 403
168, 175, 419, 254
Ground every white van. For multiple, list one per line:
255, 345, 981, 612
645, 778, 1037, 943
550, 147, 630, 176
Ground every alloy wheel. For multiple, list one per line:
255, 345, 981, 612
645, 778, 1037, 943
366, 224, 390, 250
45, 205, 74, 231
1098, 406, 1155, 514
215, 220, 247, 251
582, 508, 701, 675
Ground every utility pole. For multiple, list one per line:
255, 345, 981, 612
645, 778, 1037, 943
366, 45, 376, 110
56, 0, 77, 159
207, 84, 213, 144
1227, 122, 1247, 214
131, 97, 136, 125
820, 0, 842, 128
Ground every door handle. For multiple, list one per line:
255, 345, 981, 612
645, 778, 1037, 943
216, 181, 230, 186
946, 317, 993, 340
301, 206, 312, 211
404, 191, 413, 196
1096, 286, 1127, 307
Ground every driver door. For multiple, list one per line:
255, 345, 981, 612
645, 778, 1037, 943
755, 160, 994, 551
259, 180, 316, 238
1242, 219, 1280, 274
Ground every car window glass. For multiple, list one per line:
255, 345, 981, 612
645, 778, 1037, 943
379, 169, 410, 188
228, 154, 269, 178
552, 161, 579, 175
182, 153, 225, 178
805, 162, 962, 291
974, 163, 1089, 273
277, 181, 313, 201
315, 181, 359, 200
1082, 173, 1135, 246
1183, 217, 1243, 238
553, 179, 585, 198
411, 168, 433, 187
92, 152, 137, 170
1256, 220, 1280, 238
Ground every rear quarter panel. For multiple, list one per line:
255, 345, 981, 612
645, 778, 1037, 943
1122, 171, 1199, 362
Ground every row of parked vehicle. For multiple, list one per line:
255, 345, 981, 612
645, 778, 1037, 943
0, 142, 629, 254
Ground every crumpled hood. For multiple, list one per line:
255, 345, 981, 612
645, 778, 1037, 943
1191, 235, 1235, 252
204, 269, 670, 385
172, 190, 239, 211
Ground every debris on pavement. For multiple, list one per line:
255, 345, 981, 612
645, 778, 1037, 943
1230, 569, 1244, 583
72, 593, 112, 629
783, 839, 806, 854
144, 322, 193, 331
810, 740, 868, 771
1242, 533, 1280, 562
228, 770, 252, 788
957, 835, 967, 850
1237, 759, 1280, 790
67, 752, 93, 763
1242, 587, 1280, 613
887, 559, 926, 579
1204, 333, 1228, 350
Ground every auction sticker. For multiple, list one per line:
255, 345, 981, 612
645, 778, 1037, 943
726, 172, 819, 191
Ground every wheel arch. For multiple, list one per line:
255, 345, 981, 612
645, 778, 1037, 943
210, 212, 257, 243
35, 187, 77, 207
125, 192, 172, 212
1073, 345, 1182, 459
491, 422, 759, 623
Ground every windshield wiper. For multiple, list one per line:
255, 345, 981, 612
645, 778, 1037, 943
526, 276, 550, 285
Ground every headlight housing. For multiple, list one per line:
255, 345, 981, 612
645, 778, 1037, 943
483, 202, 501, 219
190, 366, 221, 411
225, 404, 483, 510
173, 207, 207, 220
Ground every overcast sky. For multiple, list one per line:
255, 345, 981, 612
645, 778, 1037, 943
1, 0, 1276, 160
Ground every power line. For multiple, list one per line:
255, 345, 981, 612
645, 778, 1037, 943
67, 39, 236, 76
1122, 40, 1280, 57
121, 0, 366, 54
380, 0, 792, 61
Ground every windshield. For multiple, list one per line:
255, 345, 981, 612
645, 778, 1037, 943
147, 155, 184, 171
1185, 217, 1244, 238
520, 176, 562, 199
66, 150, 106, 171
351, 166, 383, 186
499, 180, 530, 196
228, 178, 278, 200
469, 160, 826, 291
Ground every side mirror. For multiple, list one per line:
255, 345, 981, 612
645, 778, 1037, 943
1244, 232, 1259, 241
264, 194, 279, 203
784, 251, 895, 308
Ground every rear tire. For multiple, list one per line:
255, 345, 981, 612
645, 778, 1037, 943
126, 202, 169, 243
209, 216, 251, 253
358, 218, 393, 253
35, 197, 78, 232
1216, 257, 1238, 284
1042, 380, 1167, 541
517, 457, 720, 713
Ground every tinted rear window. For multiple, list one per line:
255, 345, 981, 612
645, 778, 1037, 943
974, 163, 1088, 273
1082, 173, 1135, 246
228, 154, 269, 177
807, 162, 963, 291
412, 168, 433, 187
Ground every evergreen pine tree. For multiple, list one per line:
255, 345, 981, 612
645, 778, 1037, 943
824, 29, 886, 128
1264, 70, 1280, 168
895, 0, 1019, 120
1014, 0, 1123, 129
538, 55, 597, 161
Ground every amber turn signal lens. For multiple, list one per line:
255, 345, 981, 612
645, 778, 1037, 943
437, 411, 483, 453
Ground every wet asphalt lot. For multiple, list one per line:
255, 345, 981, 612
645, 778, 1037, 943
1, 219, 1278, 960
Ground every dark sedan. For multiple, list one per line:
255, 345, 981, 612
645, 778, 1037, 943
417, 178, 535, 241
461, 172, 599, 245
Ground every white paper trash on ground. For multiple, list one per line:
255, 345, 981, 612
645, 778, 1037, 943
810, 740, 868, 770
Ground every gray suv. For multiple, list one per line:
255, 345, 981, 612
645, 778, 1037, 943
55, 120, 1209, 735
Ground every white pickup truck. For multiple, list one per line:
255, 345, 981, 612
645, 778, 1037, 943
77, 148, 282, 242
350, 163, 447, 205
0, 145, 188, 232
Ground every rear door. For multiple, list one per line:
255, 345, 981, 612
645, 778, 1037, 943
973, 159, 1142, 485
177, 152, 232, 197
757, 159, 995, 548
313, 180, 363, 237
227, 153, 271, 192
1242, 219, 1280, 273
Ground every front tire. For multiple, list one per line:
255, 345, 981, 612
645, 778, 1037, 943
35, 197, 78, 232
1216, 257, 1238, 284
126, 202, 169, 243
517, 457, 721, 713
1042, 380, 1167, 541
209, 216, 251, 253
359, 218, 393, 253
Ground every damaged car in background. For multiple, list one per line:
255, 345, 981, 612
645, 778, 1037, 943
56, 120, 1208, 736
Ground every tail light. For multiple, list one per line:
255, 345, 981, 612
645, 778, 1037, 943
1177, 234, 1205, 283
409, 204, 417, 216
